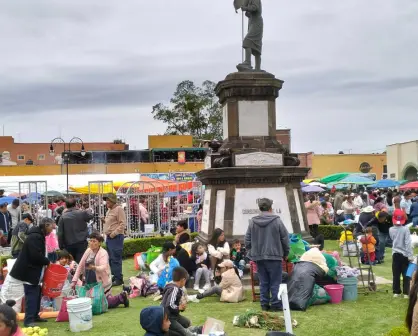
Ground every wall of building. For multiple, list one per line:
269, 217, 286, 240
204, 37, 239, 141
275, 129, 291, 151
148, 135, 194, 149
310, 154, 387, 179
298, 152, 313, 177
0, 136, 127, 166
0, 162, 204, 176
387, 141, 418, 180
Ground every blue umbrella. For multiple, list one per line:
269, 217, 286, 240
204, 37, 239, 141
300, 182, 308, 187
0, 196, 18, 205
369, 179, 400, 188
302, 185, 325, 193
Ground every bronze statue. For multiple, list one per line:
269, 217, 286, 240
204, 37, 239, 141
234, 0, 264, 72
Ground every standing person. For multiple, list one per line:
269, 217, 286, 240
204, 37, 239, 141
57, 198, 94, 263
341, 194, 356, 220
7, 200, 20, 245
401, 191, 413, 222
390, 214, 413, 298
354, 193, 364, 210
10, 218, 54, 327
102, 193, 126, 287
138, 196, 149, 233
304, 195, 321, 238
10, 213, 33, 258
0, 203, 12, 245
333, 191, 344, 212
245, 198, 289, 312
410, 198, 418, 228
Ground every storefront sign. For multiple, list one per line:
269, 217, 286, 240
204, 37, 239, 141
178, 151, 186, 164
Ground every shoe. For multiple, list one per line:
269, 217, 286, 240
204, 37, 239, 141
24, 323, 36, 328
153, 294, 162, 302
270, 306, 282, 312
112, 279, 124, 287
188, 295, 200, 303
203, 283, 211, 291
35, 317, 48, 323
404, 295, 409, 299
123, 285, 132, 295
261, 305, 270, 311
193, 285, 199, 291
393, 294, 400, 298
121, 292, 130, 308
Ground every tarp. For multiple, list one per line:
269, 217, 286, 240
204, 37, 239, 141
69, 185, 116, 194
369, 179, 400, 188
320, 173, 350, 184
400, 181, 418, 190
333, 174, 374, 185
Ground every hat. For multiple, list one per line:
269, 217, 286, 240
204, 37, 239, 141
104, 193, 117, 203
362, 206, 374, 213
184, 206, 193, 214
22, 213, 33, 222
336, 210, 344, 215
392, 209, 406, 225
218, 260, 234, 268
258, 198, 273, 211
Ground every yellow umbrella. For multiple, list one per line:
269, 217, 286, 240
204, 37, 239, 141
69, 185, 115, 194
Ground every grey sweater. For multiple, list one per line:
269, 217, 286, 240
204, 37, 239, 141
389, 225, 413, 259
245, 213, 290, 262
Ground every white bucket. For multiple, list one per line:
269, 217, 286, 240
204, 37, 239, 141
67, 298, 93, 332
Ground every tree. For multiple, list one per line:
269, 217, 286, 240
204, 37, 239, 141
151, 80, 222, 141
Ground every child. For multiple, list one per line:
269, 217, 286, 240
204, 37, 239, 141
161, 267, 201, 336
46, 222, 59, 263
150, 242, 179, 291
56, 250, 79, 282
0, 300, 24, 336
140, 306, 171, 336
192, 260, 244, 303
190, 242, 211, 291
360, 227, 377, 265
390, 215, 413, 298
230, 239, 247, 272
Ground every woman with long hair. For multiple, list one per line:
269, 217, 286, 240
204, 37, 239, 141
208, 228, 230, 276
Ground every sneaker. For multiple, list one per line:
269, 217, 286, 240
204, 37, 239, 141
121, 292, 130, 308
404, 295, 409, 299
393, 294, 400, 298
203, 283, 211, 291
112, 279, 124, 287
198, 288, 205, 294
123, 285, 132, 295
187, 295, 200, 303
193, 285, 199, 291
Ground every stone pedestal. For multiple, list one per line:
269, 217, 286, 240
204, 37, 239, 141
197, 71, 311, 242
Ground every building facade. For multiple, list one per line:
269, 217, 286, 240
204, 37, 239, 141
387, 140, 418, 181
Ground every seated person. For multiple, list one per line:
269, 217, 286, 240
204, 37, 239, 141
190, 242, 211, 291
0, 300, 25, 336
174, 220, 190, 245
174, 244, 195, 277
140, 306, 171, 336
161, 267, 202, 336
192, 260, 244, 303
208, 228, 230, 277
150, 242, 179, 290
230, 239, 247, 272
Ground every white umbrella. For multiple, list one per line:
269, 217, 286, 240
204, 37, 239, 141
309, 182, 327, 188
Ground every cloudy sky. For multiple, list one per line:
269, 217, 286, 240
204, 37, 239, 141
1, 0, 417, 154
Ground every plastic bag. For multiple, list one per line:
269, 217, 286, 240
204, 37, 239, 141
288, 234, 306, 262
202, 317, 225, 334
287, 261, 325, 311
134, 252, 146, 270
307, 284, 331, 306
146, 246, 162, 265
76, 282, 108, 315
411, 233, 418, 248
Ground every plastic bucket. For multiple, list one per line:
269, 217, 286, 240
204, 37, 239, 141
42, 264, 69, 298
67, 298, 93, 332
337, 277, 358, 301
324, 284, 344, 304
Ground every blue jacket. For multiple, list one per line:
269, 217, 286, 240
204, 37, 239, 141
140, 306, 166, 336
157, 257, 180, 289
410, 202, 418, 218
0, 211, 12, 234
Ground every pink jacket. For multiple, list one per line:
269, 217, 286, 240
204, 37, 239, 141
13, 328, 25, 336
45, 229, 59, 253
72, 247, 112, 290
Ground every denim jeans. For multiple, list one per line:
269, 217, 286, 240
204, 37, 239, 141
256, 260, 282, 309
413, 216, 418, 227
107, 234, 124, 282
378, 232, 389, 261
23, 284, 42, 326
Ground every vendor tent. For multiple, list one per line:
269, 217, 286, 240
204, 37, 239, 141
333, 174, 374, 185
302, 185, 324, 193
400, 181, 418, 190
320, 173, 350, 184
369, 179, 400, 188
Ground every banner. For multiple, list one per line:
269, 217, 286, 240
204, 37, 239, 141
178, 151, 186, 164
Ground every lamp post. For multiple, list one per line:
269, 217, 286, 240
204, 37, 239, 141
49, 137, 86, 197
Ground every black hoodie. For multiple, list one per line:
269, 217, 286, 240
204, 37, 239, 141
245, 213, 290, 262
10, 226, 50, 285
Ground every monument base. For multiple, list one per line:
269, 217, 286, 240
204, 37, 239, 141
196, 166, 311, 243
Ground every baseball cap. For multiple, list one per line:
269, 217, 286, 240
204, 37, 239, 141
22, 213, 33, 222
258, 198, 273, 211
392, 209, 406, 225
104, 193, 117, 204
218, 260, 234, 268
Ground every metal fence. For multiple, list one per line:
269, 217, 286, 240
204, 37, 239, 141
88, 181, 114, 233
18, 181, 48, 224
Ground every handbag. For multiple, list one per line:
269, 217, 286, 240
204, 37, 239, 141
76, 282, 108, 315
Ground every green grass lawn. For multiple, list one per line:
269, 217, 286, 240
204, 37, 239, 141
40, 241, 409, 336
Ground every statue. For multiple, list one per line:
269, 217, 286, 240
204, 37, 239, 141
234, 0, 264, 72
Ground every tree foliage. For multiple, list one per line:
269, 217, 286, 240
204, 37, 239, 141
151, 80, 222, 140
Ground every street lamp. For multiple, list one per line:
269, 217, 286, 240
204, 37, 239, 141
49, 137, 86, 197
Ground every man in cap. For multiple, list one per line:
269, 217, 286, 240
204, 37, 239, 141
102, 193, 126, 286
245, 198, 289, 312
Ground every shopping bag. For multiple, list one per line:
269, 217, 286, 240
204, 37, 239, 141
288, 234, 306, 262
76, 282, 108, 315
407, 263, 417, 278
134, 252, 146, 270
202, 317, 225, 334
146, 246, 162, 265
56, 297, 74, 322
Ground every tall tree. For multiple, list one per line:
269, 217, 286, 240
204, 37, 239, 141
151, 80, 222, 140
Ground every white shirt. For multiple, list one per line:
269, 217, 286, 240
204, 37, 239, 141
7, 205, 20, 228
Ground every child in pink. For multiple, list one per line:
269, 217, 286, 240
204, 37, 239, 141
46, 223, 59, 263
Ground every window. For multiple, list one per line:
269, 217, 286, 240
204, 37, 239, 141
17, 155, 25, 161
383, 165, 388, 174
37, 154, 46, 160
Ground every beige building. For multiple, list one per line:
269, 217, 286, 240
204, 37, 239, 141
387, 140, 418, 181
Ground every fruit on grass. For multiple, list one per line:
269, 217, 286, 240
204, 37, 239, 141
22, 327, 48, 336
